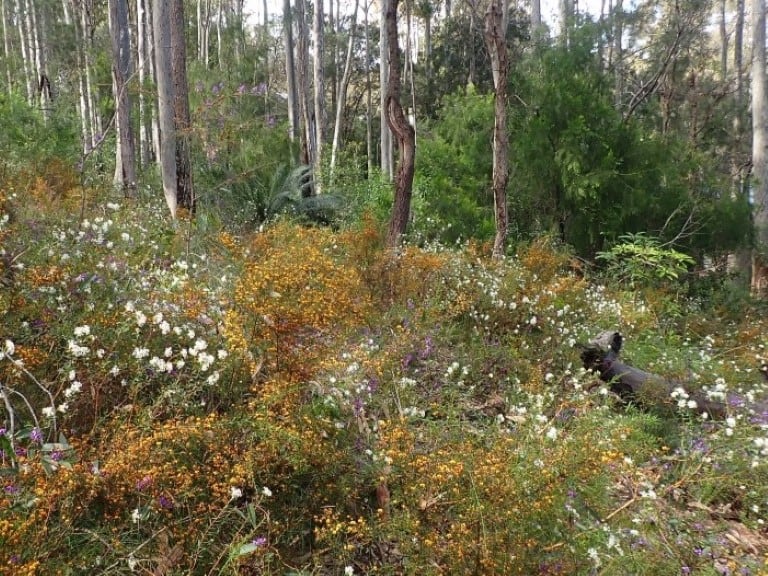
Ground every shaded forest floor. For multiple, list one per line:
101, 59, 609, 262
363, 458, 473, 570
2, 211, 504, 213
1, 186, 768, 575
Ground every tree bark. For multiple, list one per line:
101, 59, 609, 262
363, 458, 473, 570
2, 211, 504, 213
753, 0, 768, 294
137, 0, 151, 165
484, 0, 509, 258
171, 0, 195, 213
379, 0, 392, 180
283, 0, 299, 141
153, 0, 178, 217
531, 0, 542, 41
18, 0, 33, 104
384, 0, 415, 247
613, 0, 623, 109
313, 0, 326, 192
330, 0, 359, 173
719, 0, 727, 82
2, 0, 12, 93
364, 0, 373, 177
296, 0, 314, 167
109, 0, 137, 196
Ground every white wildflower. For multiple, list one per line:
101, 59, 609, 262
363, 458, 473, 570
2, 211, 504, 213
73, 325, 90, 338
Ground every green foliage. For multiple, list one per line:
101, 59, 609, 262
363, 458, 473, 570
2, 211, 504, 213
413, 89, 495, 243
0, 92, 79, 171
596, 233, 696, 288
187, 79, 296, 229
507, 23, 751, 258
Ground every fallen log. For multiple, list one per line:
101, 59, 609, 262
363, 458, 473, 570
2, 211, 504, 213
579, 331, 735, 419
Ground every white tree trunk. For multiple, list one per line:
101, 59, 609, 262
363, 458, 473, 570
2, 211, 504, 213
296, 0, 315, 167
217, 0, 223, 70
61, 0, 70, 25
752, 0, 768, 293
283, 0, 299, 141
147, 1, 161, 161
379, 0, 392, 180
109, 0, 137, 195
18, 0, 33, 104
330, 0, 359, 173
531, 0, 542, 40
313, 0, 325, 192
153, 0, 178, 217
137, 0, 151, 165
364, 0, 372, 177
1, 0, 11, 93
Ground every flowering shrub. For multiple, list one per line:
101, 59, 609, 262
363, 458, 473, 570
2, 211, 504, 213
1, 186, 767, 575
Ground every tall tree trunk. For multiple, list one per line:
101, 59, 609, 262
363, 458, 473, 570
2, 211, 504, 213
719, 0, 727, 81
365, 0, 373, 177
284, 0, 299, 141
29, 0, 47, 118
484, 0, 509, 258
329, 0, 336, 113
205, 0, 211, 66
153, 0, 178, 217
171, 0, 194, 213
18, 0, 33, 103
330, 0, 359, 172
296, 0, 314, 167
62, 0, 70, 25
197, 0, 203, 61
380, 0, 392, 179
384, 0, 415, 247
468, 1, 476, 85
531, 0, 542, 40
736, 0, 745, 102
109, 0, 137, 196
752, 0, 768, 294
137, 0, 151, 165
147, 0, 161, 160
73, 3, 92, 152
217, 0, 223, 70
313, 0, 326, 192
81, 2, 101, 145
1, 0, 11, 93
613, 0, 623, 109
560, 0, 574, 46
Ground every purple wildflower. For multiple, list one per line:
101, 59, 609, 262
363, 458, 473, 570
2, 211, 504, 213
136, 476, 153, 491
158, 495, 174, 509
253, 536, 267, 547
29, 428, 43, 444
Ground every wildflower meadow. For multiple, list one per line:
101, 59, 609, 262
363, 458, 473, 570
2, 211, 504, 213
2, 181, 768, 575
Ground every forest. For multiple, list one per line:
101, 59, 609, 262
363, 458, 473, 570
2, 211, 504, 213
2, 0, 768, 573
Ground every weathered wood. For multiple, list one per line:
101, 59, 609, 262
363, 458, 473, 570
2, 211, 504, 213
580, 331, 745, 419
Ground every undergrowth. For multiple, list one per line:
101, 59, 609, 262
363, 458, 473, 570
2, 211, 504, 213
1, 182, 768, 575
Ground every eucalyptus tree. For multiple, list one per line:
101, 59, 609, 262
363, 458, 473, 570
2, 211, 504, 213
330, 0, 360, 172
313, 0, 326, 192
153, 0, 195, 216
752, 0, 768, 293
283, 0, 299, 141
380, 0, 392, 180
296, 0, 315, 167
1, 0, 10, 92
383, 0, 415, 246
108, 0, 137, 195
136, 0, 152, 165
171, 0, 194, 212
484, 0, 509, 258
